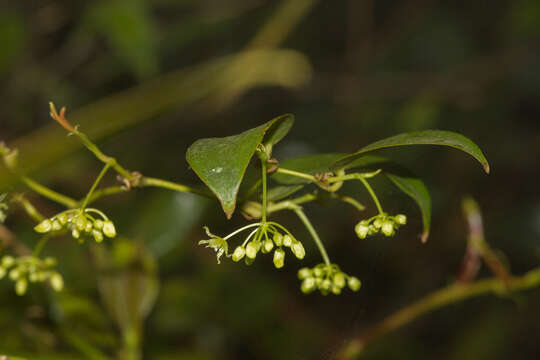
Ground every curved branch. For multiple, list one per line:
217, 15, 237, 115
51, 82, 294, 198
333, 267, 540, 359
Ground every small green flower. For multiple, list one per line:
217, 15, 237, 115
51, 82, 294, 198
273, 248, 285, 269
198, 226, 229, 264
273, 232, 283, 247
34, 219, 52, 233
15, 278, 27, 296
395, 214, 407, 225
291, 240, 306, 259
102, 220, 117, 238
232, 246, 246, 262
348, 276, 361, 291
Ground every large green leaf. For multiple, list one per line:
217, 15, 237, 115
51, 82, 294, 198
272, 153, 389, 185
386, 173, 431, 243
332, 130, 490, 173
186, 115, 293, 218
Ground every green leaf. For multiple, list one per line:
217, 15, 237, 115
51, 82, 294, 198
272, 153, 388, 185
386, 173, 431, 243
186, 116, 293, 218
332, 130, 490, 173
266, 185, 304, 202
263, 114, 294, 147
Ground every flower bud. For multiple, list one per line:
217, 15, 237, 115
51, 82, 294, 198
57, 213, 68, 225
368, 225, 377, 235
74, 215, 87, 231
71, 228, 80, 239
332, 272, 346, 288
395, 214, 407, 225
381, 220, 394, 236
15, 278, 27, 296
2, 256, 14, 267
282, 235, 292, 247
232, 246, 246, 262
9, 268, 21, 280
244, 257, 254, 266
52, 220, 62, 231
44, 257, 56, 266
291, 241, 306, 259
313, 267, 324, 278
373, 218, 382, 229
246, 241, 258, 259
50, 273, 64, 291
263, 238, 274, 253
34, 219, 52, 233
321, 279, 332, 291
273, 232, 283, 246
29, 272, 39, 282
92, 229, 104, 243
298, 267, 312, 280
355, 223, 369, 239
331, 285, 342, 295
301, 277, 315, 294
85, 221, 93, 233
94, 219, 104, 230
273, 248, 285, 269
102, 221, 116, 238
348, 276, 361, 291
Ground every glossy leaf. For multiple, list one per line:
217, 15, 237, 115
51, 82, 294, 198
186, 116, 293, 218
386, 173, 432, 243
266, 185, 304, 202
263, 114, 294, 147
332, 130, 490, 173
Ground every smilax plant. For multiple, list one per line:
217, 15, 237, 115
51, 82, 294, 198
0, 103, 490, 297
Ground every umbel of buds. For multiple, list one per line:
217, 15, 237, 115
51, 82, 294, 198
297, 263, 361, 295
229, 224, 305, 269
0, 255, 63, 295
34, 208, 116, 243
200, 221, 305, 269
355, 213, 407, 239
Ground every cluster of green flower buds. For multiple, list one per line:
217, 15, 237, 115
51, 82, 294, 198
230, 223, 305, 269
199, 222, 305, 269
355, 213, 407, 239
34, 208, 116, 243
297, 263, 361, 295
0, 255, 63, 295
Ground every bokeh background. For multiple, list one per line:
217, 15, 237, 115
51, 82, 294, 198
1, 0, 540, 359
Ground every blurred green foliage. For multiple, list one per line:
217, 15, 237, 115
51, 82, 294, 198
1, 0, 540, 359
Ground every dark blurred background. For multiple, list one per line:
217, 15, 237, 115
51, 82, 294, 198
1, 0, 540, 359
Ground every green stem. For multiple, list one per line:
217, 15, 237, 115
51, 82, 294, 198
33, 236, 50, 257
21, 176, 78, 208
358, 177, 384, 215
261, 161, 268, 223
141, 177, 213, 198
293, 208, 331, 265
73, 130, 132, 179
81, 163, 111, 210
13, 194, 45, 222
83, 185, 128, 205
275, 167, 317, 182
335, 267, 540, 360
224, 223, 262, 240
